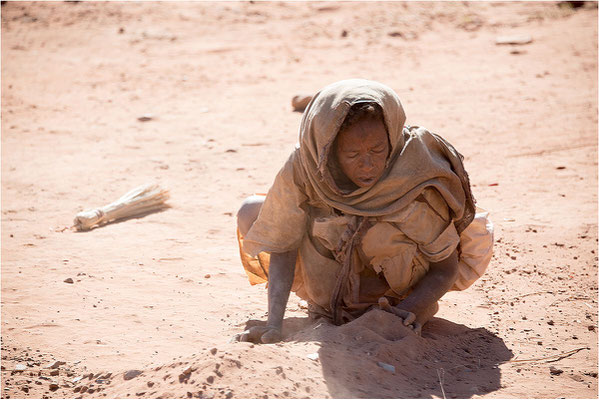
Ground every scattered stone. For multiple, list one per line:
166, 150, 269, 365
210, 348, 217, 355
204, 274, 211, 279
548, 320, 555, 326
49, 383, 59, 391
74, 386, 81, 393
388, 31, 402, 37
550, 366, 564, 375
123, 370, 142, 381
47, 361, 66, 369
72, 376, 83, 383
64, 278, 74, 284
14, 364, 27, 372
21, 386, 29, 393
147, 381, 154, 388
206, 375, 215, 384
179, 372, 191, 383
306, 353, 319, 361
377, 361, 396, 373
291, 95, 312, 112
340, 29, 348, 37
137, 114, 154, 122
588, 325, 596, 331
50, 370, 59, 376
495, 34, 533, 45
100, 372, 112, 379
226, 391, 233, 398
80, 386, 88, 393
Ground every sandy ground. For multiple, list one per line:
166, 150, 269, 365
1, 1, 598, 399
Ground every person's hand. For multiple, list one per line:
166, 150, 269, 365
378, 297, 421, 335
237, 325, 282, 344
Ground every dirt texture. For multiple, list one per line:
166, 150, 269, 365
1, 1, 598, 399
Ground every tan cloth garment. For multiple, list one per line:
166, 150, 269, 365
240, 79, 483, 322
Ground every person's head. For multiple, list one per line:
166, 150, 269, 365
331, 102, 390, 189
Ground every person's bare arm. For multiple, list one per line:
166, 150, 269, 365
239, 249, 297, 344
380, 249, 459, 334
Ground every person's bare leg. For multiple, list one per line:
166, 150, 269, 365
237, 195, 265, 236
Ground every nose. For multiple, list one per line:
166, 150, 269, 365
359, 154, 374, 171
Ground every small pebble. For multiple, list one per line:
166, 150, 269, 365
123, 370, 142, 381
550, 366, 563, 375
64, 278, 74, 284
47, 361, 66, 369
377, 361, 396, 373
137, 114, 154, 122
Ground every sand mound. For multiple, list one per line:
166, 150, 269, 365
94, 310, 512, 398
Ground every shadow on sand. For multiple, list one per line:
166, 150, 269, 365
246, 309, 512, 399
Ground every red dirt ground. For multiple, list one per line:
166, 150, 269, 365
2, 1, 597, 398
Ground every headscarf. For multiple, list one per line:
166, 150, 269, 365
296, 78, 475, 232
243, 79, 475, 257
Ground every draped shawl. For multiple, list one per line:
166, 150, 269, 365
243, 79, 475, 256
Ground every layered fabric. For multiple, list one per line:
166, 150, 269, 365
239, 79, 489, 324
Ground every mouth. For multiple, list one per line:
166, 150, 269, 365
357, 176, 376, 186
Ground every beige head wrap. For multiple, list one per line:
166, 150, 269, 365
296, 79, 475, 231
243, 79, 475, 257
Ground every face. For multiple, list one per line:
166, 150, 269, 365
334, 116, 389, 188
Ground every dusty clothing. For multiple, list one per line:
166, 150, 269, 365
239, 79, 489, 323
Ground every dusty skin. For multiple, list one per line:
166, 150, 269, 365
2, 2, 598, 399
